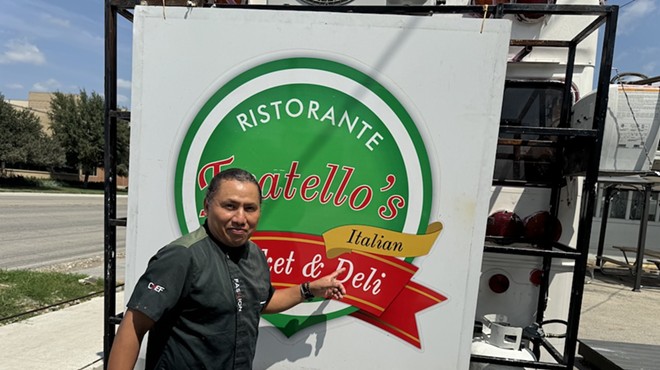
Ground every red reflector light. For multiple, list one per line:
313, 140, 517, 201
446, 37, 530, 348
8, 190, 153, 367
488, 274, 510, 294
529, 269, 543, 287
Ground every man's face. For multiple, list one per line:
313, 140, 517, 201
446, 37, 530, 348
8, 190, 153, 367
204, 179, 261, 247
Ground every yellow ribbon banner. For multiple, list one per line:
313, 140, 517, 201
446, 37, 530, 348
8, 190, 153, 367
323, 222, 443, 259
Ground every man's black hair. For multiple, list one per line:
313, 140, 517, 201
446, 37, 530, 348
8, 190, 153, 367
204, 168, 262, 205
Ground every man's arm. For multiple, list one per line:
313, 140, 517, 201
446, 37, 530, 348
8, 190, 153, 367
262, 268, 346, 314
107, 308, 155, 370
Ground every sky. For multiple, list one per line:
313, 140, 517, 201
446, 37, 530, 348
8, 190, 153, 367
0, 0, 133, 107
0, 0, 658, 109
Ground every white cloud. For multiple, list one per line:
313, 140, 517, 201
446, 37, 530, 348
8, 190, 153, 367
638, 46, 660, 76
117, 78, 132, 90
41, 13, 71, 28
0, 39, 46, 65
639, 46, 660, 57
617, 0, 657, 35
5, 83, 24, 89
33, 79, 61, 92
0, 4, 103, 57
67, 84, 83, 93
117, 94, 129, 106
641, 61, 658, 76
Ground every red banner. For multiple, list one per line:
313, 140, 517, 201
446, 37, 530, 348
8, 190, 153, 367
252, 231, 447, 348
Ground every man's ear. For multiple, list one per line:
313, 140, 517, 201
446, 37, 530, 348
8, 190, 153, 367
201, 199, 209, 217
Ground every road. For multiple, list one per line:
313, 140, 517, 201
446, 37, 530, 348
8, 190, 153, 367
0, 192, 127, 271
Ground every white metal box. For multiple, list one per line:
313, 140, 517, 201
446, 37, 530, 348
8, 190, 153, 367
475, 253, 573, 329
572, 85, 660, 173
265, 0, 435, 5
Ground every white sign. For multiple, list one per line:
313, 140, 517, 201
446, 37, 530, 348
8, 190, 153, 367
128, 6, 510, 369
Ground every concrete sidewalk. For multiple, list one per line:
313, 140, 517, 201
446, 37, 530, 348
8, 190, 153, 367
580, 271, 660, 346
0, 291, 124, 370
0, 270, 658, 369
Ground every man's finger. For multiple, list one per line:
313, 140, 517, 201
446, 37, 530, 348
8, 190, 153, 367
330, 267, 346, 278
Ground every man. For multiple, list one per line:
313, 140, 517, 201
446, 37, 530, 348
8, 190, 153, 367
108, 168, 346, 369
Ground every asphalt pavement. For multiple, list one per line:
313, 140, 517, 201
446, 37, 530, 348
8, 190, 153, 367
0, 192, 127, 271
0, 264, 658, 369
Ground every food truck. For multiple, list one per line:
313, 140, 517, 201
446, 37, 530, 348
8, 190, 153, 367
102, 1, 624, 368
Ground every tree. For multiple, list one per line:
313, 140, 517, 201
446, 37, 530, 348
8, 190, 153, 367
49, 90, 105, 186
49, 90, 131, 185
30, 133, 67, 169
0, 93, 64, 175
116, 115, 130, 178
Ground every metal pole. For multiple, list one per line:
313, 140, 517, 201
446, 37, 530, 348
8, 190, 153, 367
103, 0, 118, 367
563, 5, 618, 367
595, 185, 612, 267
632, 184, 651, 292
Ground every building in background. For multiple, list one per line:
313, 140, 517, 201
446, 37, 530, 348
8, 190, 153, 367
8, 92, 54, 132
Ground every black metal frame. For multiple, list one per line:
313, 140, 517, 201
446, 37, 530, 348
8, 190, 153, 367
595, 175, 657, 292
103, 1, 136, 368
103, 2, 618, 369
476, 5, 618, 369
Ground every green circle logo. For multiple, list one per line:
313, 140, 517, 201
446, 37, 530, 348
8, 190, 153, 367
175, 56, 433, 236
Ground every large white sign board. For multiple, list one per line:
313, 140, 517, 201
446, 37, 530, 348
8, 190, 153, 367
128, 6, 510, 369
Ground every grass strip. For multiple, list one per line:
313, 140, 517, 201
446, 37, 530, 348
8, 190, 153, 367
0, 269, 104, 325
